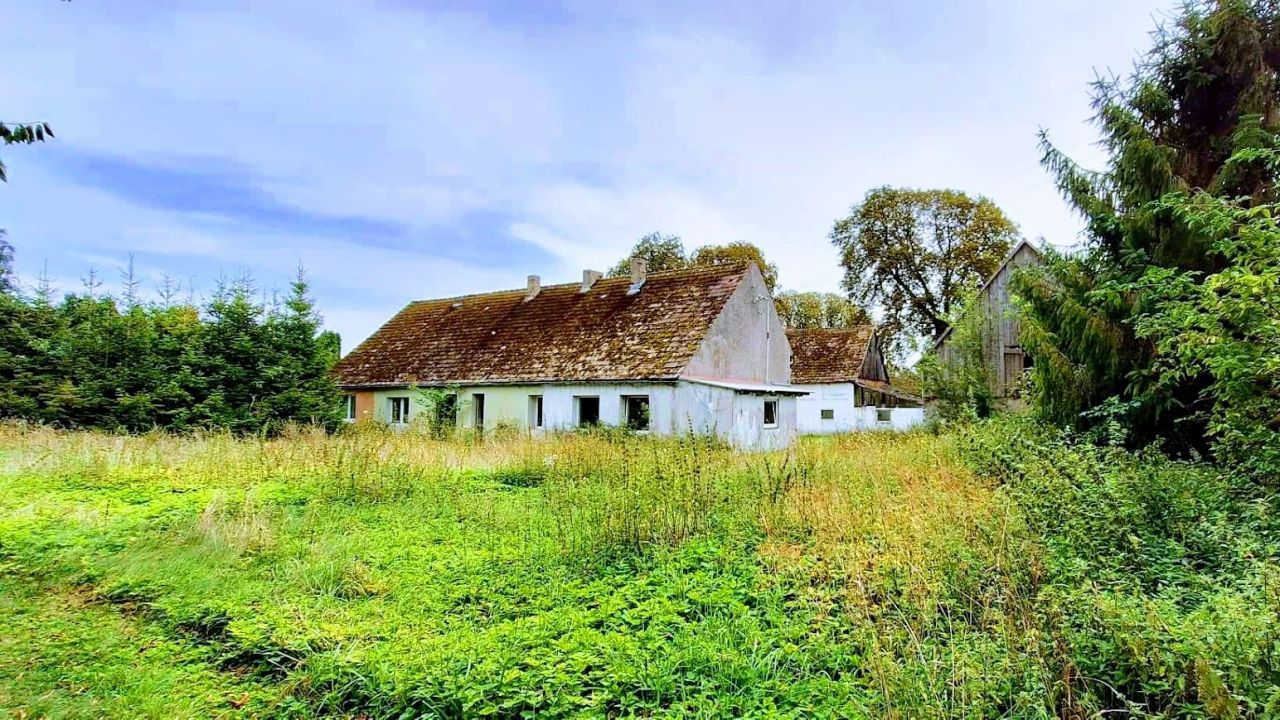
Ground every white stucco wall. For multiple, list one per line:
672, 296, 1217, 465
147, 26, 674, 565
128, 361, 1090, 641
683, 264, 791, 385
794, 383, 925, 434
364, 381, 796, 450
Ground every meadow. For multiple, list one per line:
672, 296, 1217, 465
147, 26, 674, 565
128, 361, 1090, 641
2, 422, 1276, 718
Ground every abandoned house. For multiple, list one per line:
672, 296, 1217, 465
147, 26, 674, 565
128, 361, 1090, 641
932, 239, 1044, 402
788, 327, 923, 433
332, 260, 805, 449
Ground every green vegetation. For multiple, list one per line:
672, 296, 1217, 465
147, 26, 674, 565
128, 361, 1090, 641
0, 269, 341, 433
2, 423, 1277, 718
1016, 0, 1280, 458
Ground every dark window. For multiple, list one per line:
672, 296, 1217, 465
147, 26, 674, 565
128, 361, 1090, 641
528, 395, 543, 428
877, 408, 892, 423
576, 396, 600, 426
389, 396, 410, 424
473, 393, 485, 429
763, 399, 778, 427
433, 393, 458, 428
344, 395, 356, 421
624, 396, 650, 431
820, 408, 834, 420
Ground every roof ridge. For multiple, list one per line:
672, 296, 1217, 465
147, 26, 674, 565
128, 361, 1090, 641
407, 262, 751, 306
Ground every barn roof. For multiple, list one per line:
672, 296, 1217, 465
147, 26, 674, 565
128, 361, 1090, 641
785, 326, 875, 384
333, 263, 751, 387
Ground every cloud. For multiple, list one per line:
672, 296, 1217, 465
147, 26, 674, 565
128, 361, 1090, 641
1, 0, 1179, 348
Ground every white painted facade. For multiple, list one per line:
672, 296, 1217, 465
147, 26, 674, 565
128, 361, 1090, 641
794, 382, 925, 434
364, 379, 797, 451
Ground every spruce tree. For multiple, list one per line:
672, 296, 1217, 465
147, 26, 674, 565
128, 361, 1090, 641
1016, 0, 1280, 447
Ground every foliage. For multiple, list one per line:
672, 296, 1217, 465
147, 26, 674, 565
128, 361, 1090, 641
962, 418, 1280, 718
608, 233, 779, 290
919, 291, 997, 421
1017, 0, 1280, 449
773, 289, 870, 329
606, 232, 689, 277
0, 267, 341, 433
4, 422, 1278, 716
689, 241, 779, 291
0, 120, 53, 182
830, 186, 1018, 351
1133, 191, 1280, 478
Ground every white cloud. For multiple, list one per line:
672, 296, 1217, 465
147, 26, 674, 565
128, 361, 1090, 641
1, 0, 1178, 347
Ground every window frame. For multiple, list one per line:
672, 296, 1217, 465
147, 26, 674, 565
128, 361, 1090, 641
388, 396, 410, 425
622, 395, 650, 432
763, 399, 779, 428
473, 393, 486, 430
876, 407, 892, 424
575, 395, 601, 427
528, 394, 544, 429
344, 395, 357, 422
820, 408, 835, 421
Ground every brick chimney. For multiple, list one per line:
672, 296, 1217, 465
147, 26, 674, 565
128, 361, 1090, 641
580, 269, 602, 293
627, 256, 647, 295
524, 274, 540, 302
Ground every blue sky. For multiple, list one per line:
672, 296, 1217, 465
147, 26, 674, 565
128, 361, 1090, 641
2, 0, 1174, 350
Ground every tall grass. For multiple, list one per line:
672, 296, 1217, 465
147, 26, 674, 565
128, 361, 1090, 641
2, 420, 1274, 717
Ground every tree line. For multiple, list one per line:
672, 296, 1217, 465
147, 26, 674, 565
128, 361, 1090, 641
0, 255, 342, 433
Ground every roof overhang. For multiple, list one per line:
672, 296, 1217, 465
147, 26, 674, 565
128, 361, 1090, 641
682, 377, 810, 395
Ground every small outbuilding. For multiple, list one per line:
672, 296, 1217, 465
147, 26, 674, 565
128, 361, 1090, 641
787, 327, 923, 433
333, 261, 805, 450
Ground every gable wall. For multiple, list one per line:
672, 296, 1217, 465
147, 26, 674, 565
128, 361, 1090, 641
681, 264, 791, 384
937, 243, 1042, 397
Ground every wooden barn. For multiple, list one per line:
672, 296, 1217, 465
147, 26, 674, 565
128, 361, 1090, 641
932, 239, 1043, 400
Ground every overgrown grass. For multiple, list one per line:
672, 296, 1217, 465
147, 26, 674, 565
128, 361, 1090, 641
1, 422, 1276, 717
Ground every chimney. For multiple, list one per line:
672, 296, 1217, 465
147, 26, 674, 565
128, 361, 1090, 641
627, 256, 647, 295
580, 269, 602, 293
524, 274, 541, 302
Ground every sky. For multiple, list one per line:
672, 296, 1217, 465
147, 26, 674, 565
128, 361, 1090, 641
2, 0, 1177, 351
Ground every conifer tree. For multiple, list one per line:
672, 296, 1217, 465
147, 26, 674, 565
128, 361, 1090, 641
1016, 0, 1280, 447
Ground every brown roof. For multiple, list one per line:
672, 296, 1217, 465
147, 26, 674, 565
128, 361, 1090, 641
785, 327, 874, 384
334, 263, 750, 387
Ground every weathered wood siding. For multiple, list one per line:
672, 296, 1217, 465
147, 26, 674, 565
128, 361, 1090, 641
937, 241, 1042, 398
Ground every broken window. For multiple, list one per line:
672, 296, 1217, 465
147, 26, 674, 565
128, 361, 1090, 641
624, 396, 650, 431
576, 396, 600, 427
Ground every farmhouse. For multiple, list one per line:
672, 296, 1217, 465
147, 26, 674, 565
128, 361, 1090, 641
788, 327, 923, 433
933, 239, 1044, 402
333, 260, 805, 449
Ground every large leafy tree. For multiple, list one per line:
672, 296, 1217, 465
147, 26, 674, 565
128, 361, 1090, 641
609, 234, 779, 290
774, 290, 870, 329
607, 232, 689, 277
1015, 0, 1280, 448
689, 241, 778, 291
830, 187, 1019, 345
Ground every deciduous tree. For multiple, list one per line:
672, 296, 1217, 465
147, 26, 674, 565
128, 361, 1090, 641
774, 290, 869, 329
830, 187, 1018, 347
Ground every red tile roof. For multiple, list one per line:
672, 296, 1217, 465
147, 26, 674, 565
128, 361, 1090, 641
334, 263, 750, 387
785, 327, 875, 384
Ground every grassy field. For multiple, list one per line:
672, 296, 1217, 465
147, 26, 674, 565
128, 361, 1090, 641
1, 423, 1276, 718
